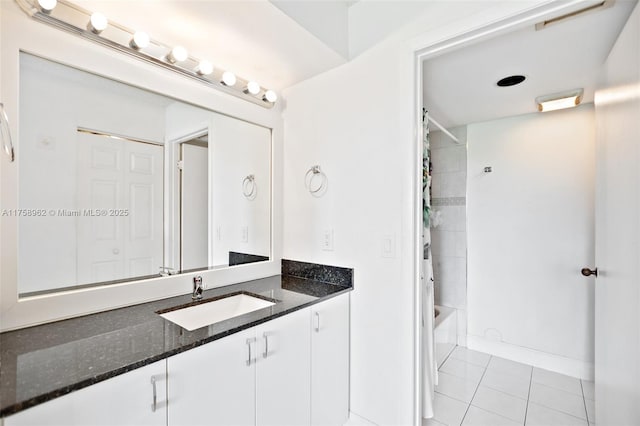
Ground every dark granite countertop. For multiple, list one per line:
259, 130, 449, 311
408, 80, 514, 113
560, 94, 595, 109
0, 271, 352, 417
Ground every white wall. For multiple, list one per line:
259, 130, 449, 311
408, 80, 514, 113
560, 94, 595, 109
209, 114, 271, 266
466, 105, 595, 378
281, 2, 555, 424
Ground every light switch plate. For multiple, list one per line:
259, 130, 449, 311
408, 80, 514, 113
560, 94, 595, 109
322, 229, 334, 251
381, 234, 396, 258
241, 226, 249, 243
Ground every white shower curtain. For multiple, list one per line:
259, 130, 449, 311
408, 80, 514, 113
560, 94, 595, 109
422, 110, 437, 419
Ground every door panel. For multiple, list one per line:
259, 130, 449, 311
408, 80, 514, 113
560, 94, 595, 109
77, 132, 163, 284
594, 3, 640, 425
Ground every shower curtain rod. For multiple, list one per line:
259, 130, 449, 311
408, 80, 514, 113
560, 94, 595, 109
427, 116, 461, 144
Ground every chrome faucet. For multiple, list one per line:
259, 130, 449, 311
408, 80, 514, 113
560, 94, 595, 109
192, 276, 203, 300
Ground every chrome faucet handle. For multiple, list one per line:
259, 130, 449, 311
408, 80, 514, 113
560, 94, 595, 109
192, 276, 204, 300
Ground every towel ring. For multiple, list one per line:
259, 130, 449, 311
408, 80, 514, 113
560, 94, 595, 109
305, 165, 327, 196
242, 175, 257, 199
0, 103, 15, 162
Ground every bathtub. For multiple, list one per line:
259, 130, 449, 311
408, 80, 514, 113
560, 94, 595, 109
434, 305, 457, 368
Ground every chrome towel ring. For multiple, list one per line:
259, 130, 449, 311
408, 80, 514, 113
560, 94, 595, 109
0, 103, 15, 162
305, 165, 327, 196
242, 174, 257, 199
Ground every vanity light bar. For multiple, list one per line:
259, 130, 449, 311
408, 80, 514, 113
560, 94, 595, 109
16, 0, 278, 109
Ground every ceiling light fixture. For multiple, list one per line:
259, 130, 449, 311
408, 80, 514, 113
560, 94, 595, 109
536, 88, 584, 112
167, 46, 188, 64
87, 12, 107, 34
221, 71, 237, 87
263, 90, 278, 103
129, 31, 150, 50
16, 0, 277, 108
195, 60, 213, 76
37, 0, 56, 13
245, 81, 261, 95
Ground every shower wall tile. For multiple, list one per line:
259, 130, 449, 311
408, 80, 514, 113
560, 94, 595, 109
432, 172, 467, 198
430, 126, 467, 316
432, 230, 455, 257
436, 206, 466, 232
429, 125, 468, 150
455, 231, 467, 258
431, 146, 466, 173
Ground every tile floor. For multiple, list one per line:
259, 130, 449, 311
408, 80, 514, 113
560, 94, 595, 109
424, 347, 595, 426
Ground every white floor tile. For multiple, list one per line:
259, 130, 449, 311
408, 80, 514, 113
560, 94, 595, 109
480, 368, 531, 399
423, 418, 447, 426
532, 368, 583, 396
436, 371, 480, 403
450, 347, 491, 367
471, 385, 527, 423
526, 402, 588, 426
585, 398, 595, 423
433, 392, 469, 426
581, 380, 595, 401
461, 406, 521, 426
529, 382, 587, 419
487, 357, 532, 380
440, 357, 486, 383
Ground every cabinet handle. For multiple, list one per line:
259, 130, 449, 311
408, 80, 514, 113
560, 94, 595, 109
150, 376, 157, 413
246, 337, 256, 366
315, 312, 321, 332
263, 332, 269, 358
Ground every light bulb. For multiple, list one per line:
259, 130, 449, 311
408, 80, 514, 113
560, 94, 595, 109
37, 0, 57, 13
87, 13, 108, 34
129, 31, 150, 50
263, 90, 277, 103
195, 60, 213, 76
245, 81, 261, 95
221, 71, 236, 87
167, 46, 188, 63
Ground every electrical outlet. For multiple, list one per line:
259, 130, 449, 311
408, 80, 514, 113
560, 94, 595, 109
241, 226, 249, 243
322, 229, 334, 251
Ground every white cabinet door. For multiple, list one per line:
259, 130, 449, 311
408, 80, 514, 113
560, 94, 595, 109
4, 360, 167, 426
167, 328, 256, 426
311, 294, 350, 426
255, 308, 311, 426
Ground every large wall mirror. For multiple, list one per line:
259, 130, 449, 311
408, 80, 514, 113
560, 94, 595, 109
18, 52, 272, 297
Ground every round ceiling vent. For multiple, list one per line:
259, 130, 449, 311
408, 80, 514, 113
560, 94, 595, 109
496, 75, 526, 87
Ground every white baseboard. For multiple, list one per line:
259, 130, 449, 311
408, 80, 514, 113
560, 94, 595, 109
343, 412, 378, 426
467, 335, 594, 380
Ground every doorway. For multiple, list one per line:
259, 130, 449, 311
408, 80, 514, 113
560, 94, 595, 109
414, 1, 639, 424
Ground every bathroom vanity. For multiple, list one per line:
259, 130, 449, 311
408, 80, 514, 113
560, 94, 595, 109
0, 263, 352, 426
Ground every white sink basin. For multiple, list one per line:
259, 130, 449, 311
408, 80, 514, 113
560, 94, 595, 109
160, 293, 275, 331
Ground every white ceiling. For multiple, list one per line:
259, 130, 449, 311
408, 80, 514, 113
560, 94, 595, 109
77, 0, 349, 91
75, 0, 441, 92
422, 0, 638, 129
